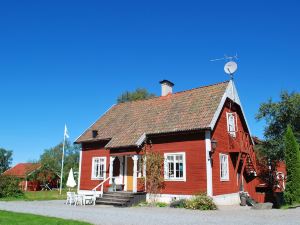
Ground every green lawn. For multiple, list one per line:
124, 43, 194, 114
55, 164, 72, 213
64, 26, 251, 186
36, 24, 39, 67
0, 210, 92, 225
0, 190, 70, 201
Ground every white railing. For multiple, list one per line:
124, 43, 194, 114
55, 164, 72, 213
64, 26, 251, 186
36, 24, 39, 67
92, 176, 111, 197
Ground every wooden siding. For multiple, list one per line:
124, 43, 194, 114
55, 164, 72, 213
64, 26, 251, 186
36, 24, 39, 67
211, 100, 248, 196
149, 133, 207, 195
80, 142, 110, 190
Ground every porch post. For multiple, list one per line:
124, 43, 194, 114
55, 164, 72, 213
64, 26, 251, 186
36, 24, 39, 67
109, 156, 116, 184
132, 155, 138, 193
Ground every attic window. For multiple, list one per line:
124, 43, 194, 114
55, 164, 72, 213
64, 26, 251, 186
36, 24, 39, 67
92, 130, 98, 138
226, 112, 237, 137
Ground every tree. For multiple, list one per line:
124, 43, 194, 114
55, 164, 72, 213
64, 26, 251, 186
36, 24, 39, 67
256, 91, 300, 160
0, 148, 13, 174
283, 125, 300, 205
117, 88, 156, 103
38, 141, 80, 187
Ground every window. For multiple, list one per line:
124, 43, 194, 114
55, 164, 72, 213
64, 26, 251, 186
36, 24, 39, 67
227, 112, 237, 137
91, 157, 106, 180
164, 152, 186, 181
220, 154, 229, 181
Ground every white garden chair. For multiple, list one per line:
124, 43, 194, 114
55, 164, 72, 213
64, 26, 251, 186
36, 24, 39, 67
66, 192, 76, 205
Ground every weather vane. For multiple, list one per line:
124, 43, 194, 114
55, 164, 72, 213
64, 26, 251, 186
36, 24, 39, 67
210, 54, 238, 80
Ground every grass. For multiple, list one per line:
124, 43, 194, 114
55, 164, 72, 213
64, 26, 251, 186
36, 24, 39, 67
0, 210, 92, 225
0, 190, 69, 201
281, 202, 300, 209
136, 201, 169, 207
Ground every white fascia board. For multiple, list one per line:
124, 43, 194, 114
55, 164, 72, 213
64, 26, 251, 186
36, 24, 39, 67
136, 133, 146, 147
209, 80, 254, 144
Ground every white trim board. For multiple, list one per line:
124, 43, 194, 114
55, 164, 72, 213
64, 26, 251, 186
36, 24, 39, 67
205, 130, 213, 196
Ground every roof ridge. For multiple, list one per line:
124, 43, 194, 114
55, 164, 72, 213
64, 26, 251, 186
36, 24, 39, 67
115, 80, 230, 106
171, 80, 230, 96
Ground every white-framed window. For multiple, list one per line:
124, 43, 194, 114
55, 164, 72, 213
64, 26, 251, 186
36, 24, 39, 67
91, 157, 106, 180
164, 152, 186, 181
226, 112, 237, 137
220, 153, 229, 181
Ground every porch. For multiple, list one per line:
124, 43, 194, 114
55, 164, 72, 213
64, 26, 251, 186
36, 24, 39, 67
108, 154, 145, 193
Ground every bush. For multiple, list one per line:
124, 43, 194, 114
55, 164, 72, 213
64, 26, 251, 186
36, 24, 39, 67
155, 202, 168, 207
0, 175, 24, 198
170, 199, 186, 208
184, 193, 217, 210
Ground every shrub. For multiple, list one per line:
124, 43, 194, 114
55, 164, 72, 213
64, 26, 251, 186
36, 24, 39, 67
170, 199, 186, 208
184, 193, 217, 210
155, 202, 168, 207
0, 175, 24, 198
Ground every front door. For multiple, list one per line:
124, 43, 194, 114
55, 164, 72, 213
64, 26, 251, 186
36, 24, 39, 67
127, 157, 133, 191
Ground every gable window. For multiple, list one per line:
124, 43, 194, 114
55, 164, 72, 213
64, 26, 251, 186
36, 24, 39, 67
164, 152, 186, 181
227, 112, 237, 137
220, 154, 229, 181
91, 157, 106, 180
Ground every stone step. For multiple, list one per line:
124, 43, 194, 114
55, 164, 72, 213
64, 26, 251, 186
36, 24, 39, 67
102, 194, 134, 199
100, 196, 132, 202
95, 200, 128, 206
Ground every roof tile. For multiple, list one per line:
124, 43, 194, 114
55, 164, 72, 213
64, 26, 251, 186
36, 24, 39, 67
76, 81, 229, 148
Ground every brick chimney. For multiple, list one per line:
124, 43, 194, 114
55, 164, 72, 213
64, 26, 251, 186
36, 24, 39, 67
160, 80, 174, 96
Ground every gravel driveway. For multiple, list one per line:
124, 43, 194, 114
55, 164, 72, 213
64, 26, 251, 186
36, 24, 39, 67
0, 200, 299, 225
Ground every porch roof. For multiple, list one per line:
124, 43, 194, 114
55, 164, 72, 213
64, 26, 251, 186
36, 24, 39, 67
75, 81, 229, 148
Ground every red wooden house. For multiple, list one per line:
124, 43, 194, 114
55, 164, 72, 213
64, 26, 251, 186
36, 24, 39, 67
75, 80, 267, 205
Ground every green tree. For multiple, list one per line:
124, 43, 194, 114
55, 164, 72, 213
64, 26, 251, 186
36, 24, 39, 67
117, 88, 156, 103
284, 125, 300, 205
256, 91, 300, 160
0, 148, 13, 174
38, 141, 80, 187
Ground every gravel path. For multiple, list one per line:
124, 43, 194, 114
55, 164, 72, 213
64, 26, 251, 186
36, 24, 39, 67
0, 200, 299, 225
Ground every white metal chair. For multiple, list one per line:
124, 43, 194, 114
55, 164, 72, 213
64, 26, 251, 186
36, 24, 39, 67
75, 194, 84, 206
66, 192, 76, 205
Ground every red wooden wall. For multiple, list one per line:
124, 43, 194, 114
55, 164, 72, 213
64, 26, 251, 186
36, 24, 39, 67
80, 142, 110, 190
211, 100, 249, 196
150, 133, 207, 195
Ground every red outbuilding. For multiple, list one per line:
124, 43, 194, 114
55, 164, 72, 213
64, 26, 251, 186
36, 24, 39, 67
2, 163, 41, 191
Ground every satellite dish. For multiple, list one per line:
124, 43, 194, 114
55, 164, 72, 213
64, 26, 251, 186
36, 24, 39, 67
224, 61, 237, 75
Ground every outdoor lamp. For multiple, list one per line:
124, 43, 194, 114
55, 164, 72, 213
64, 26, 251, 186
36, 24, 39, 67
211, 139, 218, 153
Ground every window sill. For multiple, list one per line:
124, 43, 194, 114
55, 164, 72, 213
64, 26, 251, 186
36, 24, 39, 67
91, 177, 105, 181
220, 179, 230, 182
164, 178, 186, 182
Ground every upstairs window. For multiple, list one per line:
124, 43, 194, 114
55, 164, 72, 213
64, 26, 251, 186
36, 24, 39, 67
91, 157, 106, 180
164, 152, 186, 181
227, 112, 237, 137
220, 154, 229, 181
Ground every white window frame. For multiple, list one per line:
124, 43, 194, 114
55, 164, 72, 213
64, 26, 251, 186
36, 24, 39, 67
91, 157, 107, 180
226, 112, 238, 137
220, 153, 229, 181
164, 152, 186, 182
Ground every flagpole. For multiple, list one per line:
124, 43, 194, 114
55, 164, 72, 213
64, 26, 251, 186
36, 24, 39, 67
59, 126, 66, 195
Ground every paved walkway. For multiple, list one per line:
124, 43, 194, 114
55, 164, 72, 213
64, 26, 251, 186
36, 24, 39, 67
0, 200, 300, 225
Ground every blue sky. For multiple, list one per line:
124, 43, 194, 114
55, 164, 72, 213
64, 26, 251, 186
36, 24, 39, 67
0, 1, 299, 165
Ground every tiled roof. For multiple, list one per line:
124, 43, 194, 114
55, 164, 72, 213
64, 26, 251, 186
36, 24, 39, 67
76, 81, 229, 148
2, 163, 40, 178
